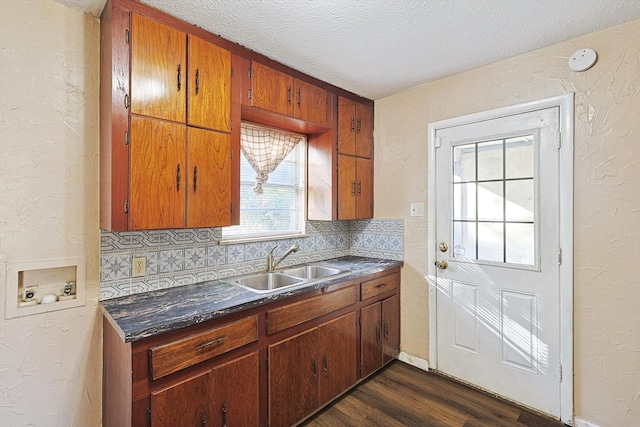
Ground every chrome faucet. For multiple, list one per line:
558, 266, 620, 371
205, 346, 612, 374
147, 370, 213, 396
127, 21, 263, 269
266, 244, 300, 272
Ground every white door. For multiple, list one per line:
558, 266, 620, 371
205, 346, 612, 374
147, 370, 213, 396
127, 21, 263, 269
435, 107, 561, 417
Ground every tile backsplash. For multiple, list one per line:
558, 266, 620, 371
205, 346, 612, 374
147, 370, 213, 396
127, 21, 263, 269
100, 219, 403, 300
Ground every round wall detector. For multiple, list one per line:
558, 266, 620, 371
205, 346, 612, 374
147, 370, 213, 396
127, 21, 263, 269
569, 48, 597, 72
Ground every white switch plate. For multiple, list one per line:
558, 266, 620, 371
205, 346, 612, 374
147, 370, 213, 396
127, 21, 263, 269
410, 203, 424, 217
132, 256, 146, 278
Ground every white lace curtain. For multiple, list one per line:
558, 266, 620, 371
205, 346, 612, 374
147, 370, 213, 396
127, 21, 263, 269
240, 123, 303, 194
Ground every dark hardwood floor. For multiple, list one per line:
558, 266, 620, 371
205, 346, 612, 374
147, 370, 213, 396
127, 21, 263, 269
302, 361, 567, 427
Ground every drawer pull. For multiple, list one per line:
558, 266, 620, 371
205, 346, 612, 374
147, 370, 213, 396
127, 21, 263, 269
375, 283, 387, 289
196, 336, 225, 350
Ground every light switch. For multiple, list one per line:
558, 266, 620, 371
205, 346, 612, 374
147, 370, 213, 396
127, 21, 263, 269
410, 203, 424, 217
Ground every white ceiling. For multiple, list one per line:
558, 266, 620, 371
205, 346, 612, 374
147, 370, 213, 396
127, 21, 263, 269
56, 0, 640, 100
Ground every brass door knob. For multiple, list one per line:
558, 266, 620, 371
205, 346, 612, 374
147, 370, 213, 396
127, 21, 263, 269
436, 260, 448, 270
439, 242, 448, 252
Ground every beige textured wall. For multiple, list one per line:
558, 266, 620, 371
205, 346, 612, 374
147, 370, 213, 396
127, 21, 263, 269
0, 0, 102, 425
374, 19, 640, 426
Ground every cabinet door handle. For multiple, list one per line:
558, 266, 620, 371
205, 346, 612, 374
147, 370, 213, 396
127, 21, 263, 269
384, 323, 389, 339
357, 181, 362, 195
357, 118, 362, 133
193, 166, 198, 193
376, 326, 381, 343
312, 358, 317, 380
196, 336, 225, 350
323, 354, 328, 374
201, 413, 206, 426
176, 164, 181, 191
195, 68, 200, 95
297, 88, 301, 107
351, 180, 356, 196
177, 63, 182, 91
221, 404, 227, 427
351, 117, 355, 132
287, 86, 292, 105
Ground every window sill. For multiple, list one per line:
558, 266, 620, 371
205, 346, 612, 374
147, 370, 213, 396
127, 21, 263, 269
219, 233, 310, 245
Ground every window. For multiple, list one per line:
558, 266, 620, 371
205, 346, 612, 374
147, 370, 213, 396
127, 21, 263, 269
222, 125, 306, 241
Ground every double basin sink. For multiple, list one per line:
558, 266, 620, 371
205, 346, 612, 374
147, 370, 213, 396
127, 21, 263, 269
224, 264, 350, 294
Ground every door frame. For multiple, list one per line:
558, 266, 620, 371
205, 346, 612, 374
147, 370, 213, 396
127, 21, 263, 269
426, 94, 574, 424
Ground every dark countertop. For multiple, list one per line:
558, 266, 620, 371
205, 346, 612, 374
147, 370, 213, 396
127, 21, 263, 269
100, 256, 403, 343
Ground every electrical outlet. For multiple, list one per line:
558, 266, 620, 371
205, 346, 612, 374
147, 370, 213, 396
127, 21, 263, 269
132, 256, 146, 278
410, 203, 424, 217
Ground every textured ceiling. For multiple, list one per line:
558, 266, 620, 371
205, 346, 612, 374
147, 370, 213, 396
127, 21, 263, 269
56, 0, 640, 100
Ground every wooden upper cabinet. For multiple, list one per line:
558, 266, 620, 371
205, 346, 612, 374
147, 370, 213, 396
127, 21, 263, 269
187, 127, 231, 228
355, 102, 373, 158
356, 157, 373, 219
338, 155, 372, 220
251, 61, 327, 125
188, 35, 231, 132
130, 13, 186, 123
129, 116, 186, 230
338, 96, 372, 158
293, 79, 327, 125
251, 61, 293, 116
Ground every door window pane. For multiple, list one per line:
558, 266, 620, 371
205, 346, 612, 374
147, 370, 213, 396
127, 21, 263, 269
478, 182, 503, 221
478, 222, 504, 262
506, 136, 534, 179
506, 180, 534, 222
453, 221, 476, 259
477, 140, 503, 181
453, 183, 476, 220
506, 223, 535, 264
453, 143, 476, 182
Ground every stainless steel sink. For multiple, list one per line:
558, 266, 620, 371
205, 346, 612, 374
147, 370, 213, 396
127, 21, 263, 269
225, 263, 350, 293
279, 265, 341, 280
234, 273, 303, 292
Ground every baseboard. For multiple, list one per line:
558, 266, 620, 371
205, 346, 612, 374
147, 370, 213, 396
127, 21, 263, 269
574, 419, 601, 427
398, 351, 430, 371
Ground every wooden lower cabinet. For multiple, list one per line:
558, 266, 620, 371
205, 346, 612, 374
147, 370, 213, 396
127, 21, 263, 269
103, 268, 400, 427
269, 312, 357, 427
269, 328, 319, 427
361, 294, 400, 378
151, 352, 259, 427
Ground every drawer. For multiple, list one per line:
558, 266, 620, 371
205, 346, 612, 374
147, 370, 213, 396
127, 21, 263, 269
266, 285, 356, 335
149, 315, 258, 380
361, 272, 399, 301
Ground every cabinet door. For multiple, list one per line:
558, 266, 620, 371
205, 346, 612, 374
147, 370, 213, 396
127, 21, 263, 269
360, 302, 382, 378
130, 116, 186, 230
382, 294, 400, 364
318, 312, 357, 406
355, 102, 373, 158
337, 96, 356, 155
151, 371, 213, 427
294, 79, 327, 124
251, 62, 293, 116
131, 13, 186, 123
356, 157, 373, 219
187, 127, 231, 227
337, 155, 356, 220
269, 328, 319, 427
211, 352, 259, 427
188, 35, 231, 132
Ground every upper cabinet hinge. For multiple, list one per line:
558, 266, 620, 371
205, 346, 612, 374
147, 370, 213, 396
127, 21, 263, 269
230, 66, 234, 78
248, 67, 252, 78
434, 137, 442, 149
556, 131, 562, 149
125, 29, 130, 44
230, 117, 233, 131
124, 200, 129, 214
146, 408, 151, 425
230, 201, 233, 213
248, 89, 252, 100
124, 131, 129, 146
265, 357, 268, 370
230, 148, 233, 159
